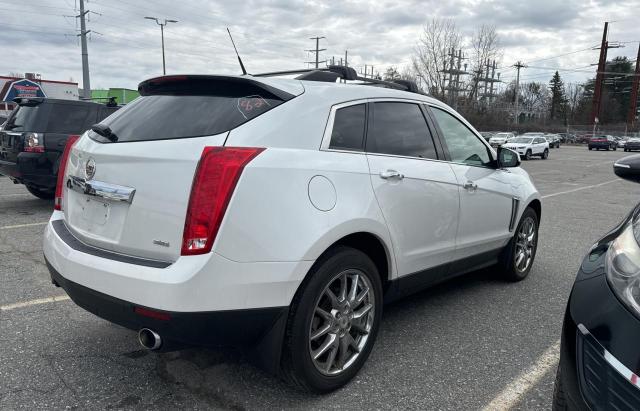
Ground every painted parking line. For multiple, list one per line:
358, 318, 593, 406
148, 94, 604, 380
0, 295, 70, 311
482, 340, 560, 411
541, 179, 619, 199
0, 221, 48, 230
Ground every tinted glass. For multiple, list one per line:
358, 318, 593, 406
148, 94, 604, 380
3, 104, 50, 132
366, 102, 436, 159
431, 107, 492, 167
329, 104, 366, 151
48, 104, 94, 134
92, 94, 284, 143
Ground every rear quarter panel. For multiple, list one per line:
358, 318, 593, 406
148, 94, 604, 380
213, 148, 397, 278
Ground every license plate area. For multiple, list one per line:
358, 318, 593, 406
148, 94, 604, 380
66, 189, 128, 246
80, 197, 110, 226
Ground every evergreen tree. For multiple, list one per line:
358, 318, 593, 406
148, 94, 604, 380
549, 71, 567, 122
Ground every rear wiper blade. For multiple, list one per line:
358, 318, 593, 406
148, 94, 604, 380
91, 123, 118, 142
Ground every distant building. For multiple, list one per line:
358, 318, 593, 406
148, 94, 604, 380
0, 73, 78, 115
91, 88, 139, 105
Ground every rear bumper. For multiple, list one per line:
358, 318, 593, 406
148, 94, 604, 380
43, 213, 314, 313
46, 258, 288, 347
0, 152, 56, 189
588, 142, 611, 149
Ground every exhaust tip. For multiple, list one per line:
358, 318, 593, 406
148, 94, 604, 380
138, 328, 162, 350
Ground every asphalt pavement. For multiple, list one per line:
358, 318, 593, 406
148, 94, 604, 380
1, 145, 639, 410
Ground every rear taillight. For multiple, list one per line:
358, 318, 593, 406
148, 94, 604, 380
181, 146, 265, 256
23, 133, 44, 153
54, 135, 81, 211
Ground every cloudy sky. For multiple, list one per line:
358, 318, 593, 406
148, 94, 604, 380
0, 0, 638, 91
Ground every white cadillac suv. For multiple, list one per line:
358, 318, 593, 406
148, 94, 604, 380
43, 69, 541, 392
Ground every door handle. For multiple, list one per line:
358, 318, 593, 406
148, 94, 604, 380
463, 181, 478, 191
380, 169, 404, 180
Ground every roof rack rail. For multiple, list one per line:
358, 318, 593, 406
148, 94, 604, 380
254, 66, 425, 95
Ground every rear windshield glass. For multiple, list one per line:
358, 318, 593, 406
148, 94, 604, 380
91, 92, 285, 143
3, 104, 50, 132
4, 103, 98, 134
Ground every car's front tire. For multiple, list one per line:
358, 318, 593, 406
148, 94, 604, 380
542, 149, 549, 159
524, 150, 532, 160
25, 185, 54, 200
281, 246, 383, 392
498, 207, 539, 282
552, 365, 568, 411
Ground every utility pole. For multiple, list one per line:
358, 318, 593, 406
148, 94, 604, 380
306, 37, 326, 69
591, 22, 609, 128
344, 50, 348, 67
78, 0, 91, 99
627, 44, 640, 129
513, 61, 526, 125
144, 17, 178, 75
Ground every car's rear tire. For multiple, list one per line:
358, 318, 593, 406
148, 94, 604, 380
589, 147, 593, 150
25, 185, 54, 200
613, 146, 617, 151
542, 149, 549, 159
281, 246, 383, 393
524, 150, 532, 160
498, 207, 539, 282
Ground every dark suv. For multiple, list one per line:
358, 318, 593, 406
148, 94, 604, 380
588, 135, 617, 151
0, 98, 118, 199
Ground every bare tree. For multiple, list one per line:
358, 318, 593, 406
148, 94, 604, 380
412, 18, 461, 101
467, 25, 503, 102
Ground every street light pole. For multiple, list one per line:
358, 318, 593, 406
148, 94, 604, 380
144, 17, 178, 75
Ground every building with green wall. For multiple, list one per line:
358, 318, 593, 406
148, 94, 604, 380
91, 88, 139, 105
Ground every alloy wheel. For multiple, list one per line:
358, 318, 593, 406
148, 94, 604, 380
514, 216, 536, 272
308, 269, 375, 376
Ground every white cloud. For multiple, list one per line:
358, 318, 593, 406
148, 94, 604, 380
0, 0, 636, 90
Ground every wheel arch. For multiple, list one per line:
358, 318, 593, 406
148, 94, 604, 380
303, 229, 394, 295
526, 198, 542, 221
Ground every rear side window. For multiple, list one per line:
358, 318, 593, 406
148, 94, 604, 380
366, 102, 437, 159
48, 105, 94, 134
329, 104, 366, 151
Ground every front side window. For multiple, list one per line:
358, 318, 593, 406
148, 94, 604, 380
366, 102, 437, 159
329, 104, 366, 151
431, 107, 492, 167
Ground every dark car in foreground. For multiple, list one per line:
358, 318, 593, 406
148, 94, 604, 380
553, 154, 640, 410
588, 135, 617, 151
0, 98, 118, 199
624, 138, 640, 152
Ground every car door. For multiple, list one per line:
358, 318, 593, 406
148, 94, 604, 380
428, 106, 516, 264
365, 101, 459, 282
534, 138, 544, 154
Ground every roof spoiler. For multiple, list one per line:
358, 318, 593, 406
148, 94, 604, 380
138, 75, 296, 101
13, 97, 45, 106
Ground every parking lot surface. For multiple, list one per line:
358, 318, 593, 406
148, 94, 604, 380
1, 146, 639, 410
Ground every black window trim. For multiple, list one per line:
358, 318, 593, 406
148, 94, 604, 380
425, 104, 499, 169
320, 98, 447, 163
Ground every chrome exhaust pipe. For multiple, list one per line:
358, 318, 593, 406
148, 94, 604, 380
138, 328, 162, 350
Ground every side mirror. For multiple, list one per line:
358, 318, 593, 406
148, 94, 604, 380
498, 147, 520, 168
614, 154, 640, 183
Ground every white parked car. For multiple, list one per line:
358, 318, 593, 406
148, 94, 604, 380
503, 136, 550, 160
43, 70, 541, 392
488, 132, 515, 147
